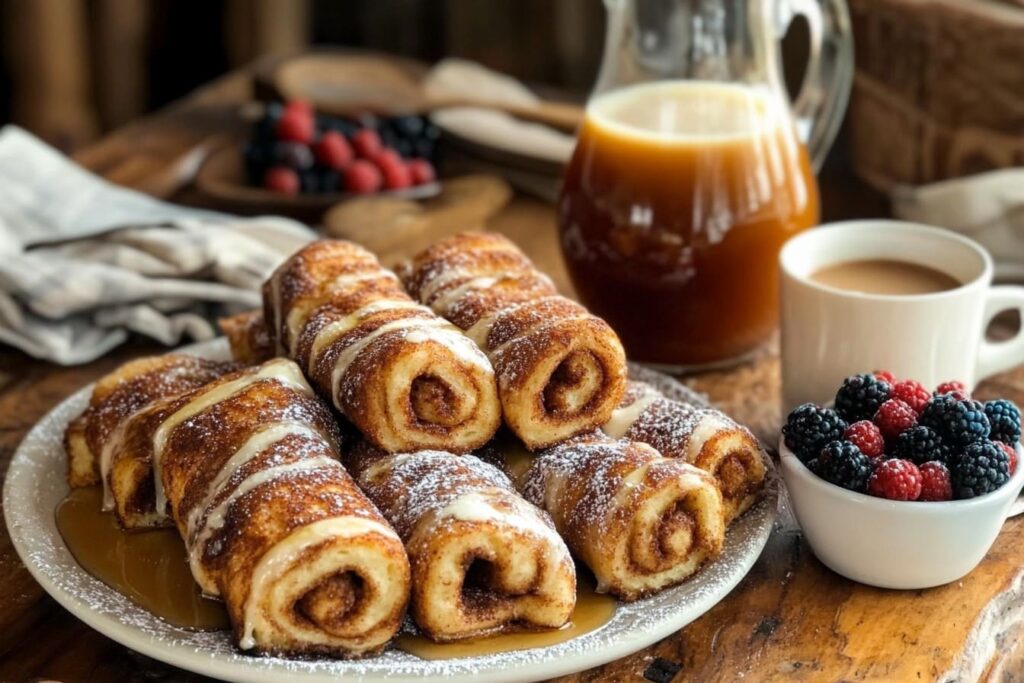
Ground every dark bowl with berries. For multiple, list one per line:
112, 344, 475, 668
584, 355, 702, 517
195, 101, 441, 220
779, 372, 1024, 589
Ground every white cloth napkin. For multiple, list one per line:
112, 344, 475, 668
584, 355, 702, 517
0, 126, 314, 365
892, 169, 1024, 281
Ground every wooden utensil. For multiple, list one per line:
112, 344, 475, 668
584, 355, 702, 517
322, 174, 513, 265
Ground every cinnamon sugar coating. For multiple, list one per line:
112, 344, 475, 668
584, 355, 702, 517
401, 232, 627, 450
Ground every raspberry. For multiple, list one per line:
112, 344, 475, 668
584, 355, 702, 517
351, 128, 383, 159
868, 459, 922, 500
263, 165, 299, 195
275, 111, 315, 144
893, 425, 950, 465
935, 380, 968, 400
343, 160, 383, 194
984, 399, 1021, 445
844, 420, 885, 459
314, 131, 354, 170
835, 374, 891, 422
873, 398, 917, 440
283, 99, 314, 118
381, 159, 412, 190
995, 441, 1017, 475
407, 158, 436, 184
782, 403, 847, 463
873, 370, 897, 384
818, 440, 872, 492
950, 441, 1010, 498
891, 379, 930, 415
918, 461, 952, 501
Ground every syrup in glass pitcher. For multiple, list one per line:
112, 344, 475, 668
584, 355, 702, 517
558, 0, 852, 368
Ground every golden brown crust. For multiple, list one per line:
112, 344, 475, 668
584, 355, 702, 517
264, 239, 501, 454
219, 310, 275, 365
608, 381, 768, 523
156, 359, 411, 657
347, 442, 576, 641
520, 432, 725, 601
402, 232, 628, 450
65, 354, 237, 492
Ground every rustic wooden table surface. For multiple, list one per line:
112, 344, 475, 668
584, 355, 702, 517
2, 63, 1024, 683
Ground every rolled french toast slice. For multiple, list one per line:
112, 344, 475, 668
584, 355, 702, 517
219, 309, 275, 365
263, 239, 501, 454
155, 358, 410, 657
520, 432, 725, 601
401, 231, 628, 450
604, 380, 767, 523
346, 443, 576, 642
64, 354, 237, 490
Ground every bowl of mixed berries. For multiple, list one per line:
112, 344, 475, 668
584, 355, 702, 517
779, 371, 1024, 589
196, 100, 441, 215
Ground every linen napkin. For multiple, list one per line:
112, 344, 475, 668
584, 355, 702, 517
892, 169, 1024, 281
0, 126, 313, 365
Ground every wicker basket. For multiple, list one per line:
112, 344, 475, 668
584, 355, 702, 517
848, 0, 1024, 190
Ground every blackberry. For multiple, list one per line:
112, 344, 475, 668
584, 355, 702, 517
274, 141, 314, 170
920, 394, 991, 449
783, 404, 847, 463
919, 394, 959, 430
985, 399, 1021, 445
950, 441, 1010, 499
834, 374, 891, 422
818, 440, 872, 492
894, 425, 950, 465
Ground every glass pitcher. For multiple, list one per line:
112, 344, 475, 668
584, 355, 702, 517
558, 0, 852, 369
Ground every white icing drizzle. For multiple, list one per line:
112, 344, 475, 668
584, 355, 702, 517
436, 490, 565, 551
307, 299, 427, 374
239, 516, 399, 650
188, 454, 339, 595
282, 270, 398, 355
428, 276, 498, 315
418, 267, 473, 304
151, 360, 312, 516
362, 452, 417, 484
463, 295, 563, 349
603, 389, 661, 439
686, 413, 732, 460
328, 318, 489, 410
488, 314, 592, 358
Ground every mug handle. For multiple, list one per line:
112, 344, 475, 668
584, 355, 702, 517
778, 0, 855, 172
977, 286, 1024, 382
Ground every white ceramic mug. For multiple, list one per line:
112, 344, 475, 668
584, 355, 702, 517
780, 220, 1024, 409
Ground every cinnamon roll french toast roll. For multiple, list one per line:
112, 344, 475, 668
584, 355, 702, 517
156, 358, 410, 657
63, 353, 235, 491
521, 433, 725, 601
263, 239, 501, 453
604, 381, 767, 523
219, 309, 275, 365
401, 232, 628, 450
347, 443, 576, 641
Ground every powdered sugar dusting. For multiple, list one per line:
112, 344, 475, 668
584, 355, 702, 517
5, 340, 777, 682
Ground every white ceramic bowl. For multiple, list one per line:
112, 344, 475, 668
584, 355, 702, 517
779, 440, 1024, 589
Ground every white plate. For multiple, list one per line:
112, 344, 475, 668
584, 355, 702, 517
3, 339, 777, 683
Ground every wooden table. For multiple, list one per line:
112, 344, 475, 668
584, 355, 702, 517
2, 62, 1023, 683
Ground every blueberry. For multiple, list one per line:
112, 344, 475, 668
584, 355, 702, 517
392, 115, 425, 138
274, 141, 314, 170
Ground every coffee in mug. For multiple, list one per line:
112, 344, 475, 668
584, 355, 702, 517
779, 221, 1024, 409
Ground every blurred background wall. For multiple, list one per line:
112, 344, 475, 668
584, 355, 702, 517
0, 0, 606, 152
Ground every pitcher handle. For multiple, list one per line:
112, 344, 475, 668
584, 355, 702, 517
778, 0, 854, 171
